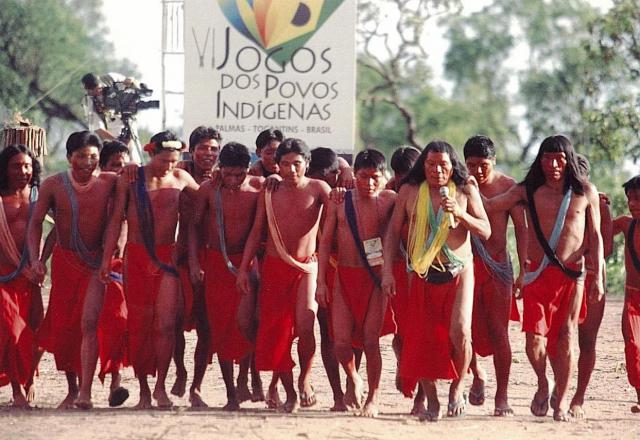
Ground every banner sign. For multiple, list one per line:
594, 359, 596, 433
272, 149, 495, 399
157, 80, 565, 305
184, 0, 356, 153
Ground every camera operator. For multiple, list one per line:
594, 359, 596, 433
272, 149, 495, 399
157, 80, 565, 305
81, 72, 143, 163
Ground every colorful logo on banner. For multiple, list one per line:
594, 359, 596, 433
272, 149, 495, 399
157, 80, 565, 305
217, 0, 344, 65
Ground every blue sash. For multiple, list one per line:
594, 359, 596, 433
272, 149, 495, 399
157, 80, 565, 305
523, 189, 573, 285
344, 190, 381, 288
215, 186, 238, 276
132, 166, 179, 277
471, 235, 514, 286
0, 186, 37, 283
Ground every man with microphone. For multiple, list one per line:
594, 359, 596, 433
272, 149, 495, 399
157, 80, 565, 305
382, 140, 491, 421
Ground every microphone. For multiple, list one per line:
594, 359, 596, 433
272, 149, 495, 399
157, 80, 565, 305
439, 186, 456, 228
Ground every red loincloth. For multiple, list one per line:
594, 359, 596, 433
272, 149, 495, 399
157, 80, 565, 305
522, 262, 583, 358
97, 259, 128, 383
623, 286, 640, 388
37, 246, 92, 374
123, 242, 176, 377
471, 255, 520, 357
254, 255, 312, 372
400, 274, 460, 396
204, 250, 252, 362
0, 266, 38, 387
390, 260, 410, 339
335, 265, 396, 348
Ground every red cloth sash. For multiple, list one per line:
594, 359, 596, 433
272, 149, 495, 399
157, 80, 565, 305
37, 246, 92, 374
0, 266, 38, 387
123, 242, 175, 377
204, 250, 252, 362
522, 261, 583, 358
335, 265, 396, 348
400, 274, 460, 396
255, 255, 312, 372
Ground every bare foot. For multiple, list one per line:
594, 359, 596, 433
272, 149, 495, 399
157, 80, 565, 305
266, 386, 282, 409
222, 399, 240, 411
569, 404, 585, 419
330, 399, 348, 412
553, 409, 574, 422
25, 381, 36, 403
410, 399, 426, 416
447, 393, 467, 417
170, 369, 187, 398
418, 400, 441, 422
189, 389, 209, 409
236, 382, 252, 403
494, 405, 514, 417
153, 389, 174, 409
299, 384, 316, 408
11, 393, 30, 409
530, 388, 549, 417
251, 381, 265, 402
134, 393, 153, 410
631, 404, 640, 414
469, 378, 485, 406
57, 392, 78, 410
74, 395, 94, 410
344, 375, 364, 410
281, 396, 299, 414
359, 400, 379, 418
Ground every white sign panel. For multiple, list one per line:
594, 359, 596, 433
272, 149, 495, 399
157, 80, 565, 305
184, 0, 356, 153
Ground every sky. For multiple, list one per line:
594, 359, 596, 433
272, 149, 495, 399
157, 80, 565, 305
100, 0, 613, 135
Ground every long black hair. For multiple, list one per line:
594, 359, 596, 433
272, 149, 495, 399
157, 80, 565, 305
520, 135, 585, 195
0, 144, 41, 190
402, 140, 468, 188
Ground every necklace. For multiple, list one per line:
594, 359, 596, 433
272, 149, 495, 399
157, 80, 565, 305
67, 170, 98, 193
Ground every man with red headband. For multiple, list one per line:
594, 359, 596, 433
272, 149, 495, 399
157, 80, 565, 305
100, 130, 198, 409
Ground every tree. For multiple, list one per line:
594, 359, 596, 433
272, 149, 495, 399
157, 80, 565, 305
0, 0, 136, 153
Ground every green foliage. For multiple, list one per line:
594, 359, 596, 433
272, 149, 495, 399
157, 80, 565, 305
0, 0, 136, 131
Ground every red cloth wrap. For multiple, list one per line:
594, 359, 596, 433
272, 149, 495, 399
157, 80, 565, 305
255, 255, 309, 372
390, 260, 409, 338
97, 259, 128, 382
0, 266, 38, 387
335, 265, 396, 348
471, 255, 520, 357
522, 262, 582, 358
37, 246, 92, 374
123, 242, 175, 377
204, 250, 252, 362
400, 274, 460, 395
623, 287, 640, 388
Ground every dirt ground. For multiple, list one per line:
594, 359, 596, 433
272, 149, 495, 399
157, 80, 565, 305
1, 295, 639, 440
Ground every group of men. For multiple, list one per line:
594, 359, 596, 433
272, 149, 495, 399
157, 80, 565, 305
1, 126, 640, 423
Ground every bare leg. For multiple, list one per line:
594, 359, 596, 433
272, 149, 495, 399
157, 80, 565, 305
266, 373, 282, 409
419, 380, 441, 422
487, 282, 514, 416
250, 356, 264, 401
570, 294, 605, 418
75, 275, 106, 409
25, 347, 44, 403
219, 356, 239, 411
171, 327, 187, 398
280, 371, 299, 413
189, 302, 210, 408
332, 279, 364, 410
236, 354, 253, 403
317, 306, 346, 411
448, 267, 473, 417
58, 372, 79, 409
526, 332, 550, 416
296, 272, 317, 408
11, 381, 29, 408
135, 375, 153, 409
358, 290, 386, 418
468, 353, 486, 406
152, 274, 179, 408
548, 282, 583, 422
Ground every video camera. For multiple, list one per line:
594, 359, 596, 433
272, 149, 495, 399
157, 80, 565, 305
101, 82, 160, 116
